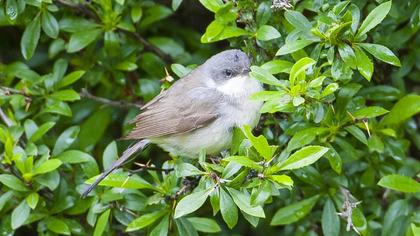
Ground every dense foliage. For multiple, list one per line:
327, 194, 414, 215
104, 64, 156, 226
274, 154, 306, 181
0, 0, 419, 235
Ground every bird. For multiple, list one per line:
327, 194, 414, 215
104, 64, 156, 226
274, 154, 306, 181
81, 49, 263, 198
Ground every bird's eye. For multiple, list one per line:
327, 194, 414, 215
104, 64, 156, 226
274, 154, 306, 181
224, 69, 233, 77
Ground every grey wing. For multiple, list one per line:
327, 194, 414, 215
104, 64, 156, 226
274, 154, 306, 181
124, 87, 223, 139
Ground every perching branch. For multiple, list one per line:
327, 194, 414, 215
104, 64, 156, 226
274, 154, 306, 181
80, 88, 142, 109
54, 0, 173, 63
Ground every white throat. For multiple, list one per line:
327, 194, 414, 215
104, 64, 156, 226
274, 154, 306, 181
214, 74, 262, 98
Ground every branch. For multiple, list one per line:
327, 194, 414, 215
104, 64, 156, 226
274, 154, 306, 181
54, 0, 172, 63
80, 89, 142, 109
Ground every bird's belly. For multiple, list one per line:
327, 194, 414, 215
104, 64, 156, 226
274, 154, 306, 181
152, 77, 263, 158
152, 119, 232, 157
152, 99, 262, 158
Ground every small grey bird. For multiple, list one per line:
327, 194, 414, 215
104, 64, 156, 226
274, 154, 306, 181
82, 49, 263, 197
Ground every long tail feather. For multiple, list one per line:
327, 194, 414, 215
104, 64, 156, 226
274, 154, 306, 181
81, 139, 150, 198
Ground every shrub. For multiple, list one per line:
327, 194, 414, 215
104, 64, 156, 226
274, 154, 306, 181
0, 0, 419, 235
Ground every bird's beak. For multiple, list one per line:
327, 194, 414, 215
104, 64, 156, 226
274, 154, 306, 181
242, 68, 251, 75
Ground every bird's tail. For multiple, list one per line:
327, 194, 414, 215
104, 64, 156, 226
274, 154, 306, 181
81, 139, 150, 198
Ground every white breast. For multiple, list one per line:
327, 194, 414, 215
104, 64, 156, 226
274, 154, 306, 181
154, 75, 263, 158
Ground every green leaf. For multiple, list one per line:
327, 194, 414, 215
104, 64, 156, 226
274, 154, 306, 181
53, 126, 80, 155
93, 209, 110, 236
256, 25, 281, 41
86, 173, 155, 190
356, 1, 392, 37
58, 70, 85, 88
321, 83, 339, 97
102, 141, 118, 170
219, 187, 238, 229
242, 125, 277, 160
172, 0, 183, 11
26, 192, 39, 210
198, 0, 224, 12
289, 57, 316, 86
278, 146, 329, 170
381, 95, 420, 125
322, 199, 340, 236
175, 163, 205, 178
131, 5, 143, 23
115, 61, 138, 71
351, 208, 367, 235
21, 14, 41, 60
45, 217, 71, 235
30, 122, 55, 142
34, 159, 62, 175
42, 11, 59, 38
276, 39, 316, 56
67, 28, 102, 53
127, 209, 168, 231
171, 64, 191, 77
223, 156, 263, 171
287, 128, 327, 153
354, 46, 373, 81
358, 43, 401, 66
11, 200, 30, 229
226, 187, 265, 218
150, 215, 169, 236
0, 192, 14, 211
175, 218, 198, 236
0, 174, 29, 192
271, 195, 319, 225
284, 10, 312, 30
5, 0, 18, 21
256, 2, 271, 26
139, 5, 173, 28
201, 21, 249, 43
250, 66, 285, 87
345, 125, 367, 145
268, 175, 294, 187
50, 89, 80, 101
378, 174, 420, 193
187, 217, 221, 233
261, 60, 293, 74
57, 150, 92, 164
174, 188, 212, 218
353, 106, 389, 119
338, 44, 356, 69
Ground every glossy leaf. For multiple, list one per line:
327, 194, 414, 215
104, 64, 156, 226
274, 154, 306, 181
276, 39, 316, 56
220, 187, 238, 229
356, 1, 392, 37
381, 95, 420, 125
278, 146, 329, 170
358, 43, 401, 66
174, 188, 212, 218
271, 195, 319, 225
256, 25, 281, 41
378, 174, 420, 193
21, 14, 41, 60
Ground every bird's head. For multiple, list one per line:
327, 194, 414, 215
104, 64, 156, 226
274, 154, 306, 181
203, 49, 251, 83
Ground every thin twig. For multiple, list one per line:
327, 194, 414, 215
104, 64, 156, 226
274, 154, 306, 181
132, 162, 174, 173
54, 0, 172, 63
80, 88, 142, 109
0, 107, 12, 127
118, 28, 173, 63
